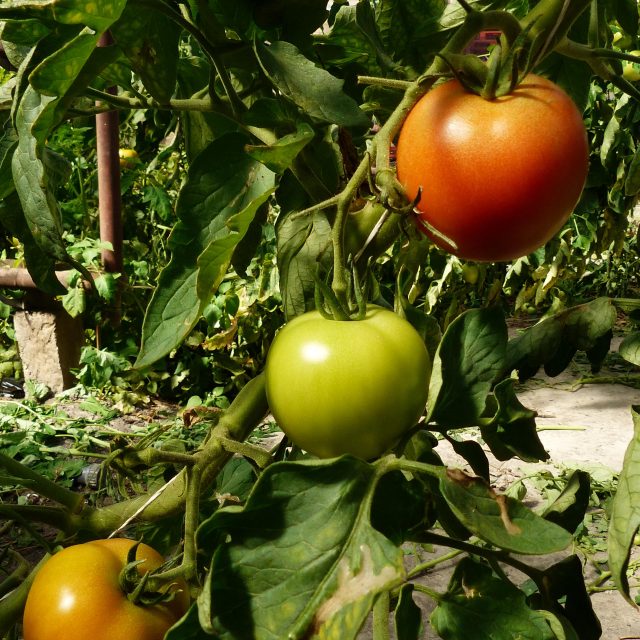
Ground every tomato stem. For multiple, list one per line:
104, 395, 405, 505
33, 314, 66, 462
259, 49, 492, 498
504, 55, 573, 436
558, 39, 640, 102
372, 590, 391, 640
69, 374, 269, 536
330, 152, 374, 308
0, 554, 50, 638
0, 550, 30, 599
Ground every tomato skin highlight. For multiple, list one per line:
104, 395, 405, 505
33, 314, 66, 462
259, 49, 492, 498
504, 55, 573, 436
264, 306, 431, 460
395, 74, 589, 262
22, 538, 189, 640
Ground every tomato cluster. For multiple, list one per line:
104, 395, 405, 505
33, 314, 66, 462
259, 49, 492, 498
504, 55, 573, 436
396, 74, 589, 262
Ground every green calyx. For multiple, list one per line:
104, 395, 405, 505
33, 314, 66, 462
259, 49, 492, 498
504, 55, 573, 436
313, 266, 369, 322
438, 0, 592, 100
119, 542, 179, 608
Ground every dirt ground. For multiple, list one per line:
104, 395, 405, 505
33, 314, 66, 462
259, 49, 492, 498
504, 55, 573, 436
394, 349, 640, 640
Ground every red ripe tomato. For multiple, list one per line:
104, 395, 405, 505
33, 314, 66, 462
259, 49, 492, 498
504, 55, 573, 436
395, 74, 589, 262
22, 538, 190, 640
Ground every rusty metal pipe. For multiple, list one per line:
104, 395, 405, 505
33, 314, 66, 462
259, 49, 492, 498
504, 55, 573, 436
95, 31, 123, 325
0, 268, 94, 290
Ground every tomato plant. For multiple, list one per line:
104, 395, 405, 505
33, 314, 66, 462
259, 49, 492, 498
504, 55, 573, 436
264, 306, 431, 459
22, 538, 189, 640
3, 0, 640, 638
396, 74, 590, 262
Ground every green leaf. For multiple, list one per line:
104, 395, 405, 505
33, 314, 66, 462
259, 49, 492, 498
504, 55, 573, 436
600, 110, 621, 165
624, 147, 640, 196
0, 0, 127, 31
110, 0, 182, 103
440, 469, 572, 554
614, 0, 639, 37
12, 86, 68, 263
176, 58, 238, 162
431, 558, 557, 639
445, 437, 490, 480
0, 19, 51, 70
619, 331, 640, 365
316, 3, 385, 76
245, 123, 315, 173
505, 297, 616, 381
207, 0, 253, 37
196, 187, 274, 298
427, 307, 507, 427
538, 555, 601, 639
197, 457, 405, 640
255, 40, 369, 127
275, 209, 333, 320
29, 26, 101, 97
166, 604, 208, 640
60, 276, 85, 317
394, 584, 422, 640
480, 378, 549, 463
375, 0, 447, 71
537, 52, 592, 112
214, 457, 257, 504
0, 193, 65, 294
136, 133, 275, 368
0, 122, 18, 200
608, 406, 640, 605
250, 0, 328, 42
371, 470, 435, 545
542, 470, 591, 534
94, 273, 117, 302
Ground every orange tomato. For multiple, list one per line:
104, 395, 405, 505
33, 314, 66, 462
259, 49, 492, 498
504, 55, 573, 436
22, 538, 189, 640
396, 74, 589, 262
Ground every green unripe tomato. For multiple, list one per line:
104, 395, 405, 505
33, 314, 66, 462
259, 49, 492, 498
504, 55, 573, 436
264, 306, 431, 459
623, 51, 640, 82
461, 264, 480, 285
344, 200, 388, 260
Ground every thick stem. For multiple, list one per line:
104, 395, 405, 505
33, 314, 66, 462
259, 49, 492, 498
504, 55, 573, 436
0, 554, 50, 637
70, 374, 269, 535
372, 590, 391, 640
331, 157, 374, 307
0, 551, 30, 598
149, 466, 202, 589
86, 88, 215, 112
520, 0, 592, 64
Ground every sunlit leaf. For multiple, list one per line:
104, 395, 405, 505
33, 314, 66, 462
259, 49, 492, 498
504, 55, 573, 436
608, 406, 640, 605
255, 40, 369, 127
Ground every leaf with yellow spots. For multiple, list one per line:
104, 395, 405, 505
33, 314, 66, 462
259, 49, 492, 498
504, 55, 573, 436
195, 456, 405, 640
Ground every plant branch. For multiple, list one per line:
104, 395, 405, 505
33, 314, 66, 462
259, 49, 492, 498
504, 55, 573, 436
86, 87, 215, 112
406, 548, 464, 580
0, 551, 30, 599
0, 554, 50, 637
70, 374, 269, 536
420, 530, 546, 584
0, 452, 84, 513
0, 505, 73, 533
372, 590, 391, 640
331, 154, 375, 306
